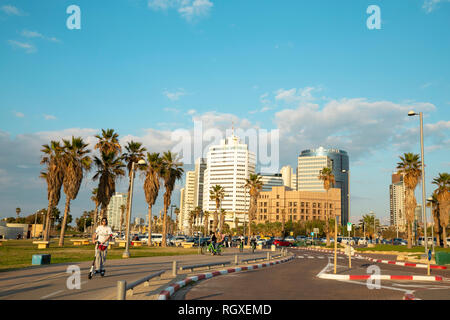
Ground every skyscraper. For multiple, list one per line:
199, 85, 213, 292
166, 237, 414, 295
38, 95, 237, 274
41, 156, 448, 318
106, 192, 127, 230
297, 147, 349, 225
202, 133, 256, 229
259, 173, 284, 191
280, 165, 297, 190
390, 173, 406, 232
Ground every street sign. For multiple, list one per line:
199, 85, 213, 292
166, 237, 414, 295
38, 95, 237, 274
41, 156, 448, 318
347, 222, 352, 232
313, 228, 319, 234
310, 232, 314, 236
290, 231, 293, 236
345, 246, 355, 256
428, 249, 432, 261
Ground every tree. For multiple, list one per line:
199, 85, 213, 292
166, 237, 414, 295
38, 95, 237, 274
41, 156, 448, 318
209, 185, 225, 234
189, 211, 196, 236
119, 204, 126, 235
160, 151, 184, 247
91, 188, 100, 233
142, 152, 162, 246
59, 137, 91, 246
203, 211, 210, 236
359, 214, 380, 239
15, 208, 21, 219
432, 172, 449, 248
93, 151, 126, 221
397, 153, 422, 248
219, 208, 227, 233
40, 141, 65, 241
244, 174, 263, 238
95, 129, 121, 155
318, 167, 335, 246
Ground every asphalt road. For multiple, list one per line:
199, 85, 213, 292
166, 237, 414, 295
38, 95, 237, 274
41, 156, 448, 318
0, 248, 268, 300
175, 248, 450, 300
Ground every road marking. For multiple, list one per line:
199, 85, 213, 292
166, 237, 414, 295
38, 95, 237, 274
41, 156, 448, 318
307, 256, 314, 259
318, 256, 324, 259
40, 290, 63, 300
297, 256, 304, 259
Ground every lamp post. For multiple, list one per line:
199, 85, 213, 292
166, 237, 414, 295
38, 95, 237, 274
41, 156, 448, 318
122, 159, 146, 259
427, 197, 436, 254
408, 110, 428, 254
341, 169, 350, 235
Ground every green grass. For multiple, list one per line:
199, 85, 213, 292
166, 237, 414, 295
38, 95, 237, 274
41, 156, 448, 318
0, 239, 198, 272
356, 244, 450, 253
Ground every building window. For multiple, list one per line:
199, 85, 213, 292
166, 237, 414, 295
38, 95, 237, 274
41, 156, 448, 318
277, 195, 280, 199
276, 202, 279, 207
289, 215, 292, 221
276, 209, 279, 213
301, 209, 305, 214
313, 203, 316, 208
306, 202, 309, 208
301, 202, 305, 207
293, 208, 297, 213
276, 215, 279, 221
294, 202, 297, 207
293, 215, 297, 221
313, 209, 316, 214
289, 202, 292, 207
306, 209, 309, 214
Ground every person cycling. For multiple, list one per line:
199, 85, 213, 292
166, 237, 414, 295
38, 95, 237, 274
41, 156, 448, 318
239, 234, 244, 252
210, 232, 217, 254
250, 234, 257, 253
92, 217, 113, 276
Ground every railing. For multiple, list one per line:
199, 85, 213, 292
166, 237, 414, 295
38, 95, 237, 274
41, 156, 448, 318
117, 270, 165, 300
179, 261, 231, 272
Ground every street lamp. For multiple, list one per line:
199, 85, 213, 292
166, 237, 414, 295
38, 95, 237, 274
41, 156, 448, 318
408, 110, 428, 254
122, 159, 146, 259
370, 211, 375, 242
341, 169, 350, 236
427, 197, 436, 254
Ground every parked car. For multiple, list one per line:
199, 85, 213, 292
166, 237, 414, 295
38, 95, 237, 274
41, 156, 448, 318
171, 235, 187, 246
340, 237, 355, 245
392, 238, 407, 245
273, 239, 291, 247
284, 236, 295, 243
296, 235, 307, 241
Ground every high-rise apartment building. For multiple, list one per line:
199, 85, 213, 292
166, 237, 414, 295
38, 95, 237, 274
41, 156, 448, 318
202, 133, 256, 229
280, 165, 297, 190
297, 147, 349, 225
389, 173, 406, 232
106, 192, 127, 230
259, 173, 284, 191
181, 170, 196, 234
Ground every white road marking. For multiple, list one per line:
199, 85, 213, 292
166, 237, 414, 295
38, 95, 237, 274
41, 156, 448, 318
297, 256, 304, 259
40, 290, 63, 300
307, 256, 314, 259
318, 256, 324, 259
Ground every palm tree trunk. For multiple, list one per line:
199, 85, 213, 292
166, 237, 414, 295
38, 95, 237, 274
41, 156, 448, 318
92, 204, 99, 236
44, 200, 53, 242
162, 205, 168, 247
443, 225, 448, 249
325, 190, 330, 247
147, 206, 152, 246
58, 197, 71, 246
407, 221, 412, 249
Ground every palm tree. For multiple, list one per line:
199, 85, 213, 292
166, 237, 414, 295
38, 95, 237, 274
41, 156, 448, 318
318, 167, 335, 246
193, 206, 202, 234
40, 141, 65, 241
432, 172, 449, 248
245, 174, 263, 238
189, 211, 196, 236
119, 204, 126, 235
209, 185, 225, 234
428, 193, 441, 247
93, 151, 126, 221
219, 208, 227, 233
174, 207, 180, 234
359, 214, 380, 239
59, 137, 92, 246
94, 129, 121, 155
90, 188, 100, 233
15, 208, 21, 219
203, 211, 210, 236
397, 153, 422, 248
160, 151, 184, 247
142, 152, 162, 246
122, 141, 147, 243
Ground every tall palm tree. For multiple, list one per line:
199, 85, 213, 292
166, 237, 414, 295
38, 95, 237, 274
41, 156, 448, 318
94, 129, 121, 155
122, 141, 147, 243
90, 188, 100, 233
59, 137, 92, 246
193, 206, 202, 234
142, 152, 162, 246
92, 151, 126, 221
15, 208, 21, 219
189, 210, 196, 236
160, 151, 184, 247
245, 174, 263, 238
174, 207, 180, 234
119, 204, 126, 235
203, 211, 210, 236
219, 208, 227, 233
432, 172, 450, 248
209, 185, 225, 234
428, 193, 441, 247
397, 153, 422, 249
40, 141, 65, 241
318, 167, 335, 247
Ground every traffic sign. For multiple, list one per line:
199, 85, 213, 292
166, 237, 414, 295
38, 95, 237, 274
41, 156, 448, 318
428, 249, 432, 261
310, 232, 314, 236
347, 222, 352, 232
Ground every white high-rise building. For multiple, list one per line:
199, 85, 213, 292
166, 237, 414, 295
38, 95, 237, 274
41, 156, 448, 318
202, 133, 256, 229
280, 165, 297, 190
259, 173, 284, 191
181, 171, 196, 234
297, 155, 332, 191
390, 173, 406, 232
106, 193, 127, 230
179, 188, 185, 233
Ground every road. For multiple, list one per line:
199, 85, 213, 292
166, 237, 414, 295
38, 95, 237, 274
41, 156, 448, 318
174, 248, 450, 300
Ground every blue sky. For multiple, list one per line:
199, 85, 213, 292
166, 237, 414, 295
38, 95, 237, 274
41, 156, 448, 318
0, 0, 449, 225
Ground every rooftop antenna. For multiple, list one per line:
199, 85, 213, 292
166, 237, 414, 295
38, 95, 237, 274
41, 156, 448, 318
231, 120, 235, 136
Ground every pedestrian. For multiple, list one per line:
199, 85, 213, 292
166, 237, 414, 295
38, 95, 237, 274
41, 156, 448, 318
91, 217, 113, 276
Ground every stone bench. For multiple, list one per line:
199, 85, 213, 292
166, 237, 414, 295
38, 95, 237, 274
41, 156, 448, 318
33, 241, 49, 249
116, 240, 127, 248
0, 239, 7, 246
70, 239, 91, 246
131, 241, 143, 247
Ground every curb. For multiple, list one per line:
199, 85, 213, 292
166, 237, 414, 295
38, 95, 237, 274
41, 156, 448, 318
157, 255, 295, 300
296, 247, 448, 270
403, 293, 419, 300
318, 273, 443, 281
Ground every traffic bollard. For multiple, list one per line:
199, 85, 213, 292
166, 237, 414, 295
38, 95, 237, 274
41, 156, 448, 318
235, 255, 238, 265
172, 260, 177, 277
117, 280, 126, 300
267, 252, 270, 260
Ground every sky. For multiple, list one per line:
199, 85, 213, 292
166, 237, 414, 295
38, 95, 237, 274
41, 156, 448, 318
0, 0, 449, 226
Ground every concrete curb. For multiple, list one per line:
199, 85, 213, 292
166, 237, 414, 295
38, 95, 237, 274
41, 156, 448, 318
157, 255, 295, 300
318, 273, 443, 281
295, 247, 448, 270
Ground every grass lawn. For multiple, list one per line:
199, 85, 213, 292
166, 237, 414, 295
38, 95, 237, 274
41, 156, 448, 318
356, 244, 450, 253
0, 239, 198, 272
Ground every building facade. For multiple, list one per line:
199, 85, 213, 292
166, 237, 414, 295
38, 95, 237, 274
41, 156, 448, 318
280, 165, 297, 190
297, 147, 349, 225
106, 192, 127, 230
259, 173, 284, 191
255, 186, 341, 224
389, 173, 406, 232
202, 133, 256, 229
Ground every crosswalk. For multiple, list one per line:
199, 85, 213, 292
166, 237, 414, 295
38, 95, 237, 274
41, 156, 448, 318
297, 255, 345, 260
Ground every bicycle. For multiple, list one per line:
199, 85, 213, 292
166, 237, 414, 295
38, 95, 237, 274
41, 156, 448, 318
239, 240, 244, 252
250, 241, 256, 253
205, 242, 223, 255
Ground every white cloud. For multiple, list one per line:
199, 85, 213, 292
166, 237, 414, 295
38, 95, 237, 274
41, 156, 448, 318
163, 89, 186, 101
1, 5, 24, 16
21, 30, 61, 43
44, 114, 57, 120
8, 40, 36, 53
275, 87, 318, 104
13, 111, 25, 118
423, 0, 450, 13
148, 0, 213, 21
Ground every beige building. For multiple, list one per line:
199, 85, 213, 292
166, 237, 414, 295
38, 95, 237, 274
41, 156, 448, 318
255, 186, 341, 223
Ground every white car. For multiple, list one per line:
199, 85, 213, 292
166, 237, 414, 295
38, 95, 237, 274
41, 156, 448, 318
171, 236, 186, 246
284, 236, 295, 243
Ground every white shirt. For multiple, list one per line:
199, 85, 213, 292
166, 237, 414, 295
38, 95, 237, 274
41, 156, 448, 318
95, 225, 112, 244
